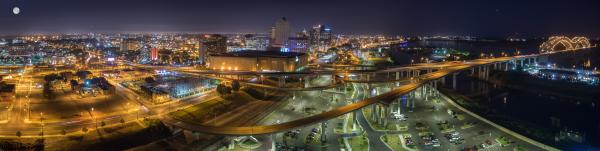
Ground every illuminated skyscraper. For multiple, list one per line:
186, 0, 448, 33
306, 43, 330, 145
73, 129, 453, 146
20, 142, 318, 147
270, 17, 290, 47
121, 38, 140, 52
244, 34, 270, 51
200, 34, 227, 54
139, 45, 150, 63
309, 24, 333, 50
198, 34, 226, 65
151, 48, 159, 61
286, 37, 309, 53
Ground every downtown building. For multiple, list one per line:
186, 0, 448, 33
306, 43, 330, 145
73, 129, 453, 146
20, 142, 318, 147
207, 50, 308, 72
269, 17, 290, 47
120, 38, 141, 52
285, 36, 309, 53
244, 34, 270, 51
198, 34, 227, 65
309, 24, 333, 51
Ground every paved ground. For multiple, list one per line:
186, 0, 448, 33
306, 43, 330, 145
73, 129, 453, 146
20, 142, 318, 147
357, 81, 543, 151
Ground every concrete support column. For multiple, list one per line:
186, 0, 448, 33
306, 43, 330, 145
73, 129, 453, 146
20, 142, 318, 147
521, 60, 525, 67
352, 110, 357, 130
452, 72, 458, 89
440, 75, 446, 85
271, 134, 276, 151
371, 104, 377, 120
321, 122, 327, 143
331, 74, 336, 84
411, 92, 415, 112
504, 62, 509, 71
376, 105, 382, 125
304, 77, 309, 88
383, 106, 390, 126
278, 77, 284, 87
480, 66, 485, 80
476, 66, 481, 79
485, 65, 490, 80
396, 72, 400, 80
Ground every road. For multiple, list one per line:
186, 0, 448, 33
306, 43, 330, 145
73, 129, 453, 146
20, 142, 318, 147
160, 49, 584, 137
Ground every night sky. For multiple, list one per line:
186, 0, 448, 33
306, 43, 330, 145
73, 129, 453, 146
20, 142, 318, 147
1, 0, 599, 37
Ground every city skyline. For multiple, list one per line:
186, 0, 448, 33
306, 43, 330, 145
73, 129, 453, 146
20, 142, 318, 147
0, 1, 600, 150
1, 0, 600, 37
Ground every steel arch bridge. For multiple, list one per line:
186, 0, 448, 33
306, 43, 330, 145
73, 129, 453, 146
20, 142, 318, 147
540, 36, 591, 53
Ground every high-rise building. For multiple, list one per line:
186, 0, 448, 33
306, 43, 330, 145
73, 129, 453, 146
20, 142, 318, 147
309, 24, 333, 50
244, 34, 270, 51
151, 48, 159, 61
139, 45, 151, 63
286, 37, 309, 53
200, 34, 227, 54
198, 34, 227, 65
121, 38, 141, 52
270, 17, 290, 47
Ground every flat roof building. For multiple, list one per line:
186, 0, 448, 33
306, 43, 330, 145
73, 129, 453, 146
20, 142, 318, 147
207, 50, 308, 72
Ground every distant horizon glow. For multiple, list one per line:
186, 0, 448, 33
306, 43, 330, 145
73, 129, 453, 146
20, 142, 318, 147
0, 0, 599, 37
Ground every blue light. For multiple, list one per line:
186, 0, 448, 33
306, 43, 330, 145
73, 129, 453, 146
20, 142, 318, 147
324, 28, 331, 31
280, 47, 290, 52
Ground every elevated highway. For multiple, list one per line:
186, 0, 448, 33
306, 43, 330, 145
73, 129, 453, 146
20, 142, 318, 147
160, 47, 595, 136
162, 57, 520, 135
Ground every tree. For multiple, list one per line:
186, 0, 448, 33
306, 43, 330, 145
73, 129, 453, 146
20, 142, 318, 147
82, 127, 88, 133
16, 131, 21, 137
144, 77, 156, 84
224, 86, 232, 94
100, 121, 106, 127
70, 80, 79, 90
231, 80, 241, 91
120, 118, 125, 125
43, 73, 61, 84
216, 84, 223, 95
75, 70, 91, 81
61, 129, 67, 135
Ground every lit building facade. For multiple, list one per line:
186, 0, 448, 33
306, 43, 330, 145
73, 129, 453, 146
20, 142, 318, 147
121, 38, 140, 52
198, 34, 227, 65
150, 48, 159, 61
309, 24, 333, 50
286, 37, 309, 53
207, 51, 308, 72
200, 34, 227, 54
244, 34, 270, 51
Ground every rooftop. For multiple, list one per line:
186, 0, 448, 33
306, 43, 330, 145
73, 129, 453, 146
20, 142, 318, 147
211, 50, 306, 58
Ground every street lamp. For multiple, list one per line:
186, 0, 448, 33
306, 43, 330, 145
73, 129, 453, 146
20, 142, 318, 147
26, 96, 30, 121
135, 108, 140, 120
40, 112, 44, 137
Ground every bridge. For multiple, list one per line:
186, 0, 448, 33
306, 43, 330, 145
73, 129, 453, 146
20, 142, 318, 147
540, 36, 591, 53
